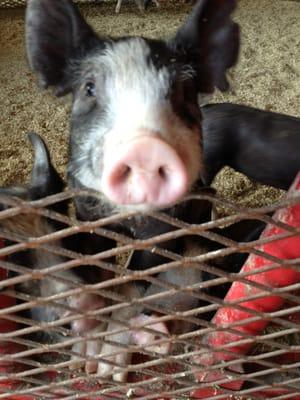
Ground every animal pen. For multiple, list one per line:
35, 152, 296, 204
0, 0, 300, 399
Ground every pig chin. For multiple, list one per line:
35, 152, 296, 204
112, 196, 187, 213
105, 192, 191, 214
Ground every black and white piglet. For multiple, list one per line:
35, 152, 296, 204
25, 0, 240, 381
0, 133, 107, 373
201, 103, 300, 190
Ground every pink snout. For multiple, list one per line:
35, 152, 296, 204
102, 136, 188, 207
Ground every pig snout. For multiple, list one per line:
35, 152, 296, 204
101, 136, 188, 206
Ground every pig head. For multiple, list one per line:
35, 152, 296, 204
26, 0, 240, 218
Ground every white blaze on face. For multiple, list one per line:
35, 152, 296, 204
104, 41, 169, 132
75, 38, 202, 210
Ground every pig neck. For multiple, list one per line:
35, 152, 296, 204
74, 197, 188, 241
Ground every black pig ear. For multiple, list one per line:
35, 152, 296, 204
28, 132, 65, 200
26, 0, 99, 96
0, 134, 66, 214
173, 0, 240, 93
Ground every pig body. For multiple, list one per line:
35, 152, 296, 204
25, 0, 240, 381
201, 103, 300, 190
0, 133, 107, 372
96, 218, 266, 381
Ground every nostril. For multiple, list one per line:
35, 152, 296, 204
117, 165, 131, 181
158, 166, 168, 180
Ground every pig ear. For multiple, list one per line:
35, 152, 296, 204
28, 132, 65, 200
26, 0, 98, 96
0, 134, 66, 214
173, 0, 240, 93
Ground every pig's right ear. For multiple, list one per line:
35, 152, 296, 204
26, 0, 98, 96
173, 0, 240, 93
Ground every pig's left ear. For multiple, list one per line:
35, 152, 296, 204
28, 132, 65, 200
173, 0, 240, 93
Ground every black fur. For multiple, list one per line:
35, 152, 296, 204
201, 103, 300, 190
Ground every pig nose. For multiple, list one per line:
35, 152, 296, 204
102, 136, 188, 206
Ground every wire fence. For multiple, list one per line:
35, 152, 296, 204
0, 180, 299, 399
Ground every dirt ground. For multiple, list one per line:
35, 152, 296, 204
0, 0, 299, 210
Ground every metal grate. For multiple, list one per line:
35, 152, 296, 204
0, 179, 299, 399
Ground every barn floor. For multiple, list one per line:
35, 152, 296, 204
0, 0, 299, 211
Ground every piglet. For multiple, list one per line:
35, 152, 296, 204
0, 133, 106, 373
201, 103, 300, 190
25, 0, 240, 381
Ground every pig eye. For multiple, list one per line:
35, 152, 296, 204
85, 81, 96, 97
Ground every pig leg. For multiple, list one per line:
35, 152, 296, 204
97, 319, 133, 382
130, 314, 171, 354
30, 269, 107, 372
97, 307, 170, 381
97, 283, 142, 382
115, 0, 140, 14
71, 334, 103, 374
130, 240, 205, 358
97, 282, 170, 382
68, 292, 107, 373
115, 0, 159, 14
115, 0, 122, 13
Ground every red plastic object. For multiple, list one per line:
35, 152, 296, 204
193, 172, 300, 396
